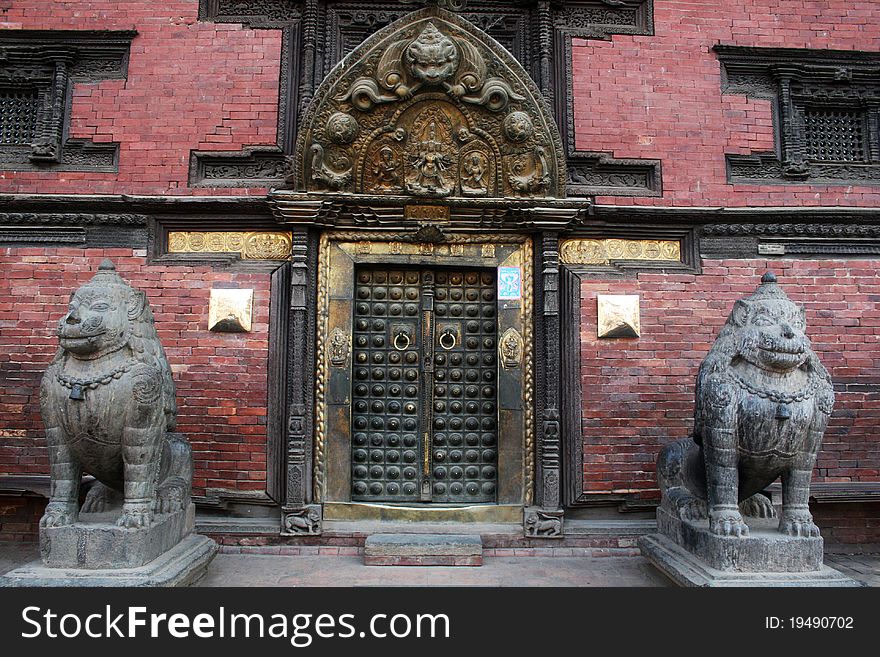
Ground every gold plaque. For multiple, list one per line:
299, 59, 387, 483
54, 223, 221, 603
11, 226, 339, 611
167, 231, 292, 259
208, 288, 254, 333
560, 239, 681, 266
405, 205, 450, 222
597, 295, 640, 338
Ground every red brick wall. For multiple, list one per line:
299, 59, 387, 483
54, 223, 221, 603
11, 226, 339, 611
572, 0, 880, 206
814, 503, 880, 545
578, 259, 880, 503
0, 248, 271, 496
0, 495, 43, 542
0, 1, 280, 196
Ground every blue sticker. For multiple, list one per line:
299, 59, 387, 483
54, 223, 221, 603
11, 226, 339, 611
497, 266, 522, 300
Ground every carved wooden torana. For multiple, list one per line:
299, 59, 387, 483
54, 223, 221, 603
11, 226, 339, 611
291, 6, 566, 201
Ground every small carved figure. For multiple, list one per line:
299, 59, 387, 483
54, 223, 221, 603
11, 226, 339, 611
524, 510, 562, 537
372, 145, 400, 187
408, 122, 452, 196
329, 328, 349, 367
40, 260, 191, 530
285, 507, 321, 535
461, 151, 487, 194
657, 272, 834, 538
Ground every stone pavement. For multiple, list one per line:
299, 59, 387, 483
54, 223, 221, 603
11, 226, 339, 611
3, 540, 879, 586
196, 553, 670, 586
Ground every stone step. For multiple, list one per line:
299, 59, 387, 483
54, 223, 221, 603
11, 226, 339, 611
364, 533, 483, 566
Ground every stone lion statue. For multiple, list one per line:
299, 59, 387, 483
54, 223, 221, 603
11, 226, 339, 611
39, 259, 191, 529
657, 272, 834, 538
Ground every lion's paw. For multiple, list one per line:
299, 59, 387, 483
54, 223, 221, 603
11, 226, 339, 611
81, 482, 122, 513
117, 501, 154, 529
739, 493, 777, 519
154, 478, 187, 515
40, 501, 78, 528
709, 508, 749, 537
778, 511, 820, 537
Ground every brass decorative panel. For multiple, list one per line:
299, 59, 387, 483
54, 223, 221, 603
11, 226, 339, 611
167, 231, 293, 259
597, 295, 640, 339
208, 288, 254, 332
559, 239, 681, 265
294, 8, 566, 198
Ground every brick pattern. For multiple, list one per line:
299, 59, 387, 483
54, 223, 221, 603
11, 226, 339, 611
0, 496, 43, 542
814, 503, 880, 545
572, 0, 880, 206
579, 259, 880, 502
0, 248, 271, 496
0, 1, 280, 195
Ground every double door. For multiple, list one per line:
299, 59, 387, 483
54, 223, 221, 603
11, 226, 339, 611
350, 266, 499, 504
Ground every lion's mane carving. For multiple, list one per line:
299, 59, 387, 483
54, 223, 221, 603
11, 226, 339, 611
657, 272, 834, 538
40, 259, 191, 530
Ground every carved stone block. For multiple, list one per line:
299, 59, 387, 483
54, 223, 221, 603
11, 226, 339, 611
282, 504, 323, 535
523, 507, 564, 538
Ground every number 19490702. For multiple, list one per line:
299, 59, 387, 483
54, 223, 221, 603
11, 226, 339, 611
765, 617, 854, 629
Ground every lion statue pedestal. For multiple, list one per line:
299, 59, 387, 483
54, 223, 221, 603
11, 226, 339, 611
639, 273, 862, 587
2, 260, 216, 587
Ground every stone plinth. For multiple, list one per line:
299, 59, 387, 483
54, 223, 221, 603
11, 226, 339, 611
41, 503, 197, 569
639, 533, 862, 587
640, 506, 863, 587
1, 534, 217, 587
656, 506, 823, 572
364, 533, 483, 566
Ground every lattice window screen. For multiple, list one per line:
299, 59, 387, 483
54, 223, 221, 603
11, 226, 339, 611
803, 107, 867, 162
0, 90, 38, 145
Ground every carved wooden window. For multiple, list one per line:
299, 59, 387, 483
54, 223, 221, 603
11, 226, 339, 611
0, 30, 136, 172
716, 45, 880, 185
802, 107, 867, 163
0, 90, 39, 145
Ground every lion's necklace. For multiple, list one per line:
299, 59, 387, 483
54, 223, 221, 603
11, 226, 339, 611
56, 359, 137, 400
728, 368, 820, 421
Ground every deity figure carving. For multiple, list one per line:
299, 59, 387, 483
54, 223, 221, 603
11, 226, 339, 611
372, 145, 401, 187
461, 151, 488, 195
656, 272, 834, 538
294, 8, 566, 198
40, 260, 191, 530
407, 119, 453, 196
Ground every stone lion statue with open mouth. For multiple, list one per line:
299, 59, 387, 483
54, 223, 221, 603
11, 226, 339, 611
39, 259, 191, 530
657, 272, 834, 538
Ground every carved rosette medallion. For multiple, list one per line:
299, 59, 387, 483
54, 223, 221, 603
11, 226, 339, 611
293, 7, 565, 199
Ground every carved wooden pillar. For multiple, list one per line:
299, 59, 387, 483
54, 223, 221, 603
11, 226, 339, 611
281, 226, 321, 535
525, 228, 564, 537
31, 50, 75, 164
536, 1, 554, 106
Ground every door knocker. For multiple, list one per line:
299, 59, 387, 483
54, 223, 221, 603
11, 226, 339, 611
438, 329, 457, 350
393, 331, 411, 351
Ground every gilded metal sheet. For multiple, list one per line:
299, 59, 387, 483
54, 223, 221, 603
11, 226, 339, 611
167, 231, 293, 259
559, 238, 681, 265
597, 295, 641, 339
208, 288, 253, 332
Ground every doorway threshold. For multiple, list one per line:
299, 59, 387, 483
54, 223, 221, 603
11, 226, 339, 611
323, 502, 522, 524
